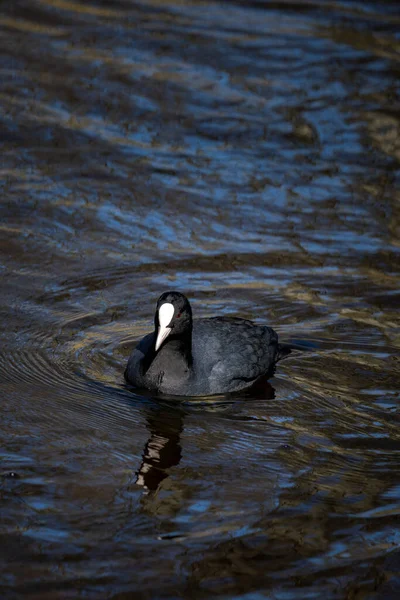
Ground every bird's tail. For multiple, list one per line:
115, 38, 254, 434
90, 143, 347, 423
277, 341, 314, 362
276, 344, 292, 362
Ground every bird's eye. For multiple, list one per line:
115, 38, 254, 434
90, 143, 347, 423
176, 312, 182, 318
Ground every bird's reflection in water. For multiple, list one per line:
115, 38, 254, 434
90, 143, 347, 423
136, 379, 275, 494
136, 405, 184, 493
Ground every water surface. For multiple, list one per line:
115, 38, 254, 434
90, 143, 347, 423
1, 0, 400, 598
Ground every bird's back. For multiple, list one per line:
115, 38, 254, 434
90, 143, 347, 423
189, 317, 279, 395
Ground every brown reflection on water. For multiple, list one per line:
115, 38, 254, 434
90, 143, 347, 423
136, 407, 184, 493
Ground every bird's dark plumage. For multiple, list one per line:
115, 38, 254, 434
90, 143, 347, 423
124, 291, 285, 396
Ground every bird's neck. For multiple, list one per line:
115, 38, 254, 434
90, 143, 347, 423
163, 333, 193, 367
142, 332, 193, 376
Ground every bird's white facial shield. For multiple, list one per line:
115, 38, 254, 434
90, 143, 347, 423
155, 302, 174, 351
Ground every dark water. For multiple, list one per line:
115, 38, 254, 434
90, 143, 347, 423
1, 0, 400, 597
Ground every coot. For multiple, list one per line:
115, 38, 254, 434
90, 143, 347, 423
124, 291, 287, 396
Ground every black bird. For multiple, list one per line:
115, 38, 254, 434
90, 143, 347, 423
124, 291, 288, 396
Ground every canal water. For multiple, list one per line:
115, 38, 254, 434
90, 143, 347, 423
1, 1, 399, 598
